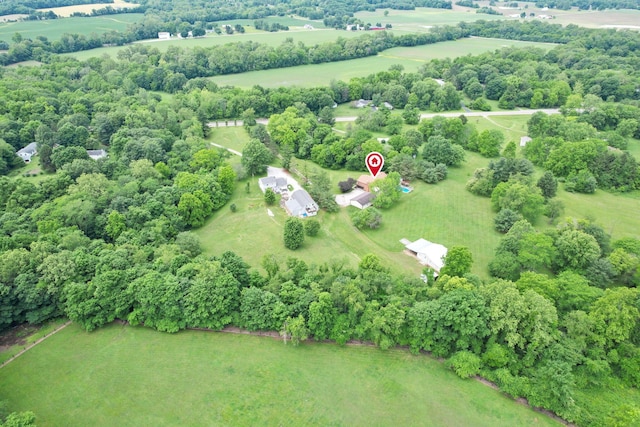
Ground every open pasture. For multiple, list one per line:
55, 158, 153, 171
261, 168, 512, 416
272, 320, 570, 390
64, 27, 364, 60
0, 13, 143, 43
0, 322, 561, 427
208, 37, 556, 89
36, 0, 139, 17
355, 6, 504, 33
474, 0, 640, 29
215, 16, 327, 29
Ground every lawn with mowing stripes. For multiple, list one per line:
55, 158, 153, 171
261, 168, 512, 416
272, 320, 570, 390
0, 323, 561, 427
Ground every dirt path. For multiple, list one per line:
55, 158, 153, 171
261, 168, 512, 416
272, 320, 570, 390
0, 321, 71, 369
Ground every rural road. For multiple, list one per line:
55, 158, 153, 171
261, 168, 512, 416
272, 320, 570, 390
335, 108, 561, 122
207, 108, 560, 128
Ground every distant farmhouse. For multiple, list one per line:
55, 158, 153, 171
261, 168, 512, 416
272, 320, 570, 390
285, 189, 318, 218
353, 99, 394, 110
403, 238, 448, 273
16, 142, 37, 163
158, 32, 171, 40
87, 149, 108, 160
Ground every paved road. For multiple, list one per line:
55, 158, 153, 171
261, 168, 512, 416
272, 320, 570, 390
207, 108, 560, 128
336, 108, 561, 122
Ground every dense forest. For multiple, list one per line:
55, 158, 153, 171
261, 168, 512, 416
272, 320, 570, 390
1, 18, 640, 427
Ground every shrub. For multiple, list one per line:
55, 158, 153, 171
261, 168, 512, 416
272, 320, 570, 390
351, 208, 382, 230
565, 170, 597, 194
447, 351, 481, 379
338, 178, 356, 193
230, 203, 237, 212
283, 217, 304, 250
264, 188, 276, 205
494, 208, 523, 233
304, 219, 320, 236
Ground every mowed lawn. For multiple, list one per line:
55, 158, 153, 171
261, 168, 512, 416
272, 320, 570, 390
0, 323, 561, 427
209, 38, 555, 89
0, 13, 143, 43
200, 127, 500, 278
202, 121, 640, 280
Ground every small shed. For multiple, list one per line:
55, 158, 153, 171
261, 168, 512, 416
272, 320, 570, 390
158, 32, 171, 40
404, 238, 448, 273
16, 142, 37, 163
356, 172, 387, 192
350, 192, 375, 209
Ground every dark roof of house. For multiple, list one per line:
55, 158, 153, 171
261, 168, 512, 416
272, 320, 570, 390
352, 192, 375, 205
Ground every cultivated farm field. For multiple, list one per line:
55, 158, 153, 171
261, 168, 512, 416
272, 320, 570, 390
0, 13, 143, 43
0, 322, 562, 427
36, 0, 140, 17
208, 37, 556, 89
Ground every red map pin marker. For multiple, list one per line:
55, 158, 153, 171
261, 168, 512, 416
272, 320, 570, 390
366, 152, 384, 178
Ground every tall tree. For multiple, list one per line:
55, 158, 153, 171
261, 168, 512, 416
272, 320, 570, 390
241, 139, 273, 176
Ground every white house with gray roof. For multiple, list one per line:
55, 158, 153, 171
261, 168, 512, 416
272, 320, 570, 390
259, 176, 288, 194
285, 189, 318, 218
16, 142, 38, 163
87, 149, 108, 160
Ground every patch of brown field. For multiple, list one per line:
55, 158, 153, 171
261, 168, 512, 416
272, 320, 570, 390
37, 0, 139, 17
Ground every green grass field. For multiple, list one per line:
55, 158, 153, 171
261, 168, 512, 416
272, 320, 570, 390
64, 28, 366, 60
0, 322, 561, 427
354, 6, 504, 33
0, 14, 143, 43
208, 38, 555, 89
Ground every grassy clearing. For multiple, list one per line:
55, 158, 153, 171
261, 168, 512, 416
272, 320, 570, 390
6, 158, 57, 184
36, 0, 139, 17
0, 13, 143, 43
0, 319, 67, 365
64, 28, 364, 60
354, 7, 504, 33
470, 114, 530, 143
0, 322, 561, 427
207, 126, 250, 154
209, 38, 555, 89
